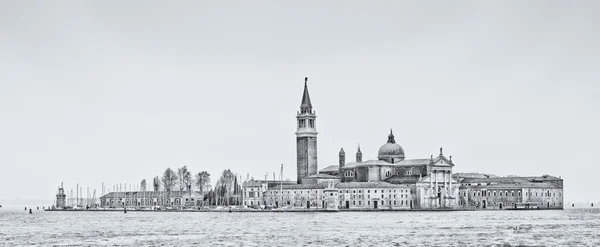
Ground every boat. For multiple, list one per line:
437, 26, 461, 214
506, 202, 540, 210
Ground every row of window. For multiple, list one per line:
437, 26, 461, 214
344, 170, 422, 178
467, 190, 562, 198
340, 194, 410, 200
339, 189, 409, 194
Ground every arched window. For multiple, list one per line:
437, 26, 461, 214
386, 171, 391, 177
511, 191, 514, 197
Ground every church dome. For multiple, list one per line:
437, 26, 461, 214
377, 130, 405, 162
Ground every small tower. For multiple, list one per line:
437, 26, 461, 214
356, 144, 363, 163
296, 77, 318, 183
339, 148, 346, 167
56, 183, 66, 208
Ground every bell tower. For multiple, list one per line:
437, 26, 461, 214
296, 77, 318, 183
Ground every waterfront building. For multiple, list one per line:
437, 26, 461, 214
455, 174, 564, 209
99, 191, 205, 208
242, 77, 564, 210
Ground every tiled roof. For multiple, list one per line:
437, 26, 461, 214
453, 173, 499, 179
384, 175, 421, 184
461, 182, 561, 189
319, 165, 339, 172
271, 184, 325, 190
395, 159, 431, 166
306, 173, 339, 179
242, 180, 264, 187
335, 181, 403, 189
341, 162, 362, 168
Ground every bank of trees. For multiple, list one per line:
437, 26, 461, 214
147, 166, 243, 206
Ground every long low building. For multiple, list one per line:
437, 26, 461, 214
99, 191, 206, 208
455, 174, 564, 209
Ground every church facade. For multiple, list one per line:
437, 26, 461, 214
242, 77, 563, 210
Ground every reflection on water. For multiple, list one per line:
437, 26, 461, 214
1, 209, 599, 246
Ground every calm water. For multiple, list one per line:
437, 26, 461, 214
1, 208, 599, 246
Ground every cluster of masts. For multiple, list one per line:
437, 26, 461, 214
57, 183, 98, 209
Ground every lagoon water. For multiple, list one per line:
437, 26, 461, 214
1, 208, 599, 246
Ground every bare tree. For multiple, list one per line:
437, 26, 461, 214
140, 179, 147, 192
218, 169, 235, 206
161, 168, 178, 192
177, 165, 192, 192
153, 176, 160, 192
195, 171, 211, 193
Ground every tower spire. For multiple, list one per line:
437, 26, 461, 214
300, 77, 312, 111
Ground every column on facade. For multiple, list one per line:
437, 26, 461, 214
429, 169, 433, 192
442, 170, 447, 207
434, 170, 438, 207
449, 171, 452, 195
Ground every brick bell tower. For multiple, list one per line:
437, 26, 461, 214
296, 77, 318, 184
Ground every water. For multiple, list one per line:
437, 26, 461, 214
1, 209, 599, 246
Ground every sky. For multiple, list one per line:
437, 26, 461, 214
1, 1, 599, 207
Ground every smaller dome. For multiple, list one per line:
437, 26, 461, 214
339, 148, 345, 155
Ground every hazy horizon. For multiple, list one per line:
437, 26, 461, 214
1, 1, 599, 207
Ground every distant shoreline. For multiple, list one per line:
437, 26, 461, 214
41, 208, 571, 213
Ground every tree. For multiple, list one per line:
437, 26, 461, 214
218, 169, 235, 206
161, 168, 178, 192
140, 179, 147, 192
153, 176, 160, 192
195, 171, 211, 193
177, 166, 192, 192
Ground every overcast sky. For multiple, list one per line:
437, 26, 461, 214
1, 1, 599, 207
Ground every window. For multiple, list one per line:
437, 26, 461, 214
518, 191, 521, 197
511, 191, 514, 197
493, 191, 497, 197
374, 190, 377, 193
500, 192, 503, 197
386, 171, 391, 177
